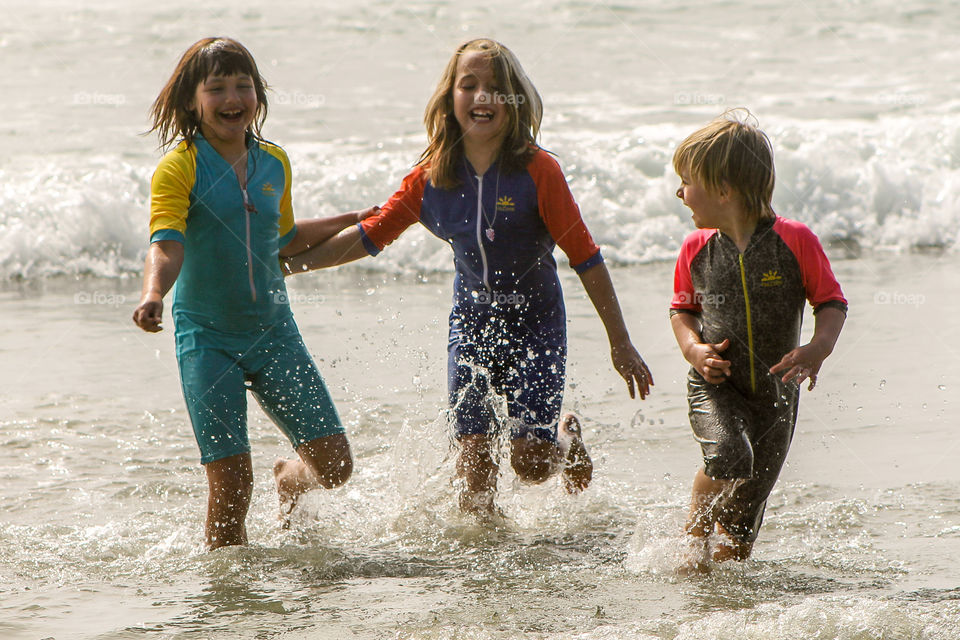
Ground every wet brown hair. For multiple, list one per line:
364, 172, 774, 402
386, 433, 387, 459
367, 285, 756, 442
673, 109, 776, 221
149, 37, 269, 149
419, 39, 543, 189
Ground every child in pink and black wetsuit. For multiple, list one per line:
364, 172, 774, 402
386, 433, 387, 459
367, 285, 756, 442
670, 111, 847, 569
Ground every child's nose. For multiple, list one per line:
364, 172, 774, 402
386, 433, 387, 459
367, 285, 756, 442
676, 187, 683, 199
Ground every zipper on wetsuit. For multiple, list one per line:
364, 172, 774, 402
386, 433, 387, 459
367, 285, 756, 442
474, 174, 490, 291
738, 252, 756, 393
242, 186, 257, 303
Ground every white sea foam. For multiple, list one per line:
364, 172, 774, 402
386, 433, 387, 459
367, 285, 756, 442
2, 114, 956, 281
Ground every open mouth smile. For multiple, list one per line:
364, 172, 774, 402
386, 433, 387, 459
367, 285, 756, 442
220, 109, 245, 123
470, 109, 495, 122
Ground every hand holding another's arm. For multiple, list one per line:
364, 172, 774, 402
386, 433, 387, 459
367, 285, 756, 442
670, 311, 731, 384
282, 222, 376, 276
280, 206, 379, 259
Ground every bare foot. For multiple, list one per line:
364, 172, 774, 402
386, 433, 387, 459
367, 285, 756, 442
273, 458, 302, 529
458, 487, 497, 515
676, 532, 711, 576
711, 523, 753, 562
558, 414, 593, 494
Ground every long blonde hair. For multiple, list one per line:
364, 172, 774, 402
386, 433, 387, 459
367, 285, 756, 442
419, 39, 543, 189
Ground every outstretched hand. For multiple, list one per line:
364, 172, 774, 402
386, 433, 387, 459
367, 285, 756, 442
687, 338, 731, 384
611, 341, 654, 400
770, 342, 829, 390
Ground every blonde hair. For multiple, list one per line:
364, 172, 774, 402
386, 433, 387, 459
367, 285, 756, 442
673, 109, 776, 221
149, 37, 269, 150
419, 39, 543, 189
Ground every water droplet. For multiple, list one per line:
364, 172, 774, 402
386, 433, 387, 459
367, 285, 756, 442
879, 379, 886, 389
938, 385, 946, 391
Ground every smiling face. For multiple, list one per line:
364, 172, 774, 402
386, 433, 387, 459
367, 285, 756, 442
452, 51, 506, 152
189, 72, 258, 148
676, 169, 729, 230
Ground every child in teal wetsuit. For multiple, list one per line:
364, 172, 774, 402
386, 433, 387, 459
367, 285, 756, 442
132, 38, 371, 549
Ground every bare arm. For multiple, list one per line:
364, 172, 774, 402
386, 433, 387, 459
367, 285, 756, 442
769, 306, 846, 390
578, 262, 653, 399
132, 240, 184, 333
282, 224, 373, 275
670, 311, 732, 384
279, 207, 378, 258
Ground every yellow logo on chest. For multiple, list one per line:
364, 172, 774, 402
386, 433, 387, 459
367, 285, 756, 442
496, 196, 515, 212
261, 182, 277, 196
760, 270, 783, 286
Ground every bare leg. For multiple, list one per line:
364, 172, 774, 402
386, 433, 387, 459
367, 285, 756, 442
685, 468, 734, 536
557, 413, 593, 494
204, 453, 254, 550
273, 433, 352, 527
680, 468, 738, 573
456, 433, 499, 516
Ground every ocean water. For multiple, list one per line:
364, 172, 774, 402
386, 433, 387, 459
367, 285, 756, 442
1, 1, 959, 638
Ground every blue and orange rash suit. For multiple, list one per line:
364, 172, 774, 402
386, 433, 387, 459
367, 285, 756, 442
670, 216, 848, 397
357, 150, 603, 342
149, 135, 297, 335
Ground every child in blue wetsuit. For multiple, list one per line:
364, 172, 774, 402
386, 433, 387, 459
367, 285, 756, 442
284, 38, 654, 516
670, 111, 847, 569
132, 38, 372, 549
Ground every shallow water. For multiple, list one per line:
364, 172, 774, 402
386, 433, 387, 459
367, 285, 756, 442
1, 255, 958, 639
3, 0, 959, 636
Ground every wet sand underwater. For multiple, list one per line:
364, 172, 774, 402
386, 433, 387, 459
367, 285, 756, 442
0, 254, 958, 639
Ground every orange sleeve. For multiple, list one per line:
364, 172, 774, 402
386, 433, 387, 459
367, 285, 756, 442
526, 150, 602, 273
358, 166, 427, 254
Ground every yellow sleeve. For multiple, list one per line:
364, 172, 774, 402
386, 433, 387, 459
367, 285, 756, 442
149, 142, 197, 243
270, 145, 296, 240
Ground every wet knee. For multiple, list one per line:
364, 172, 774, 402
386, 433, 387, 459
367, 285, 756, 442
312, 453, 352, 489
510, 439, 557, 484
708, 431, 754, 480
